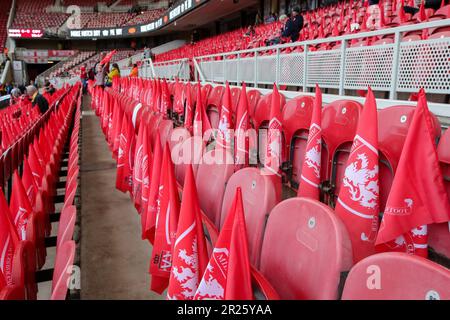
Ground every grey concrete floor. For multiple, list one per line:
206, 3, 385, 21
80, 95, 162, 300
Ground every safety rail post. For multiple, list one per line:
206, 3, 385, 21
222, 55, 226, 84
339, 40, 348, 96
254, 51, 258, 87
237, 53, 241, 85
303, 43, 308, 92
275, 48, 280, 86
389, 31, 402, 100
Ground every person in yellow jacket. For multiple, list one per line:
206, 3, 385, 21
129, 64, 139, 77
106, 63, 120, 87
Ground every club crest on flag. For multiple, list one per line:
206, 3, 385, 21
170, 237, 200, 299
195, 247, 229, 300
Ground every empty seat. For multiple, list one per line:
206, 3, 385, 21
219, 167, 280, 266
196, 149, 234, 228
259, 198, 353, 299
342, 252, 450, 300
51, 241, 76, 300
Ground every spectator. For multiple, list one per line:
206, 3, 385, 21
255, 12, 263, 25
26, 85, 49, 115
265, 12, 276, 24
44, 81, 56, 96
129, 63, 139, 77
244, 25, 256, 38
80, 65, 88, 93
281, 7, 303, 42
94, 63, 105, 87
106, 63, 120, 87
143, 46, 150, 59
127, 53, 133, 68
5, 82, 13, 95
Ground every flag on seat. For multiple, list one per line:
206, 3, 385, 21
216, 82, 233, 152
335, 87, 379, 263
0, 189, 19, 286
184, 82, 194, 133
22, 156, 38, 208
0, 269, 6, 291
265, 84, 283, 176
194, 187, 253, 300
132, 120, 146, 211
193, 82, 212, 140
167, 165, 209, 300
10, 170, 33, 241
28, 144, 43, 188
100, 50, 117, 65
298, 84, 322, 200
116, 113, 134, 193
161, 79, 171, 116
375, 89, 450, 258
143, 132, 162, 242
149, 143, 180, 294
139, 124, 152, 218
234, 82, 249, 171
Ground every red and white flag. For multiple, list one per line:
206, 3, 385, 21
167, 165, 209, 300
193, 82, 212, 139
22, 155, 38, 208
298, 84, 322, 200
335, 87, 379, 263
139, 124, 152, 218
143, 132, 162, 242
216, 82, 233, 151
184, 82, 194, 133
10, 170, 33, 241
0, 189, 19, 285
375, 89, 450, 258
28, 143, 43, 187
149, 143, 180, 294
265, 84, 283, 176
194, 187, 253, 300
160, 79, 171, 116
234, 82, 250, 170
132, 120, 146, 211
116, 113, 135, 193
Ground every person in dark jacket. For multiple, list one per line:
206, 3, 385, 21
27, 85, 49, 114
281, 7, 304, 42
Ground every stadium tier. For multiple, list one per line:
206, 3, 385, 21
0, 0, 449, 305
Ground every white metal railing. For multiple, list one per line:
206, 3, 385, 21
139, 57, 190, 80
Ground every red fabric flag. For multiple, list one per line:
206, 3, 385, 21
10, 170, 33, 241
184, 82, 194, 133
297, 84, 322, 200
167, 165, 209, 300
132, 120, 146, 211
29, 143, 43, 187
100, 50, 116, 65
318, 22, 325, 38
234, 82, 250, 170
193, 82, 212, 139
335, 87, 379, 263
399, 0, 406, 23
0, 188, 19, 285
150, 143, 181, 294
194, 187, 253, 300
216, 82, 233, 151
22, 155, 38, 208
441, 0, 445, 8
160, 79, 171, 116
113, 105, 124, 158
0, 269, 6, 291
378, 3, 386, 27
116, 113, 134, 193
152, 80, 161, 113
173, 79, 184, 114
265, 84, 283, 176
375, 89, 450, 257
419, 0, 427, 22
143, 132, 162, 242
139, 124, 152, 216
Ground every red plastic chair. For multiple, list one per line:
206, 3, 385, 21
158, 119, 174, 147
196, 149, 234, 228
51, 240, 76, 300
342, 252, 450, 300
174, 136, 205, 186
219, 167, 280, 267
260, 198, 353, 299
56, 206, 76, 253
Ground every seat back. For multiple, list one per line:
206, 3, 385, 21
220, 167, 280, 266
56, 206, 77, 252
196, 149, 234, 228
0, 285, 25, 300
51, 240, 76, 300
174, 136, 205, 186
260, 198, 353, 299
158, 119, 174, 147
321, 100, 362, 206
342, 252, 450, 300
247, 89, 261, 118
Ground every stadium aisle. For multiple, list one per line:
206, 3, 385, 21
80, 95, 161, 300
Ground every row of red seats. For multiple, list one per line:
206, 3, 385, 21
0, 0, 11, 52
89, 77, 449, 299
0, 84, 81, 300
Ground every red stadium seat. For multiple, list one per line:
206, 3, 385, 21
219, 167, 280, 266
174, 136, 205, 186
321, 100, 362, 206
196, 149, 234, 228
158, 120, 174, 147
51, 241, 76, 300
0, 285, 25, 300
342, 252, 450, 300
259, 198, 353, 299
56, 206, 77, 253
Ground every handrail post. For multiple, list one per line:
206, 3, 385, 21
237, 53, 241, 85
254, 51, 258, 88
339, 39, 347, 96
222, 54, 226, 84
275, 48, 280, 86
389, 31, 402, 100
303, 43, 308, 92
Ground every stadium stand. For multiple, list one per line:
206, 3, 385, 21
0, 0, 11, 52
12, 0, 68, 30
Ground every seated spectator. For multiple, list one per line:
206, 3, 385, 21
129, 64, 139, 77
5, 82, 13, 95
244, 25, 256, 38
106, 63, 120, 87
281, 7, 303, 42
44, 81, 56, 96
27, 85, 49, 115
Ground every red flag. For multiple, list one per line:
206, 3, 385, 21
143, 132, 162, 242
0, 189, 19, 285
297, 84, 322, 200
22, 156, 38, 208
441, 0, 445, 8
216, 82, 233, 151
173, 79, 184, 114
132, 120, 146, 211
152, 80, 161, 113
10, 170, 33, 241
139, 124, 152, 218
0, 269, 6, 291
418, 0, 427, 22
28, 143, 43, 187
265, 84, 283, 176
184, 82, 194, 133
100, 50, 116, 65
375, 89, 450, 258
234, 82, 249, 170
335, 87, 379, 263
193, 82, 212, 139
116, 113, 134, 193
378, 2, 386, 27
167, 165, 209, 300
194, 187, 253, 300
160, 79, 171, 116
150, 143, 180, 294
318, 22, 325, 38
399, 0, 406, 23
